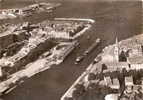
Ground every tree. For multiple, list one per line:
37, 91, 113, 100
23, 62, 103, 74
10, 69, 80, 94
102, 63, 107, 72
87, 73, 96, 81
119, 51, 127, 62
72, 84, 85, 99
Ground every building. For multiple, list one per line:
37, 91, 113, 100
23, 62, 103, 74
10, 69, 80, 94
0, 67, 2, 77
104, 62, 129, 72
111, 78, 120, 89
128, 44, 143, 57
102, 36, 121, 63
119, 50, 127, 62
114, 37, 119, 62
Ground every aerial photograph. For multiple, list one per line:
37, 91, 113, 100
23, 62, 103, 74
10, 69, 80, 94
0, 0, 142, 100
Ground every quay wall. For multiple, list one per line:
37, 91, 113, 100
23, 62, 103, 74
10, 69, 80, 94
0, 34, 14, 50
10, 40, 57, 74
0, 31, 30, 54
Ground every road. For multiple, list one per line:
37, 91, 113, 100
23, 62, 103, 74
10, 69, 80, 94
1, 1, 142, 100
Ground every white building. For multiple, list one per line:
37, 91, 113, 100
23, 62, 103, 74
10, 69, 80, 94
125, 76, 134, 86
0, 67, 2, 77
114, 37, 119, 62
102, 37, 120, 63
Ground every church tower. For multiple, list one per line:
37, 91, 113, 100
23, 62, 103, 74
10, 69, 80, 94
114, 36, 119, 62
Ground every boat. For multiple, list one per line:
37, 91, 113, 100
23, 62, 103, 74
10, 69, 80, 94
75, 38, 101, 64
50, 41, 79, 64
61, 34, 143, 100
83, 38, 101, 56
92, 54, 102, 64
75, 55, 84, 64
58, 41, 79, 63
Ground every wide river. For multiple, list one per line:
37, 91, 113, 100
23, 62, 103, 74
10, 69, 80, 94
0, 1, 142, 100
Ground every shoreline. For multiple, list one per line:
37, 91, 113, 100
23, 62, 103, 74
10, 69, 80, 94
71, 24, 91, 40
54, 18, 95, 23
61, 33, 143, 100
0, 18, 93, 96
54, 18, 94, 40
0, 2, 60, 20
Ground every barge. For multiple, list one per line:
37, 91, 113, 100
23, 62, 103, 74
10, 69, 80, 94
75, 38, 101, 64
61, 34, 143, 100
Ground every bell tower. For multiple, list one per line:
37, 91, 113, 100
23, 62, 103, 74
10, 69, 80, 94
114, 36, 119, 62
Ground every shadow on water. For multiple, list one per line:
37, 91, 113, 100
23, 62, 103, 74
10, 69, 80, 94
0, 1, 142, 100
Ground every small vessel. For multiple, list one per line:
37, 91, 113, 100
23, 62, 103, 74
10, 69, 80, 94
51, 41, 79, 64
92, 54, 102, 64
83, 38, 101, 56
75, 55, 84, 64
75, 38, 101, 64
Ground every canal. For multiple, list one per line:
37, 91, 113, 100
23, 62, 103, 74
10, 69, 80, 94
0, 1, 142, 100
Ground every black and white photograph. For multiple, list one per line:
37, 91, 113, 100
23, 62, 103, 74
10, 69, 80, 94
0, 0, 142, 100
